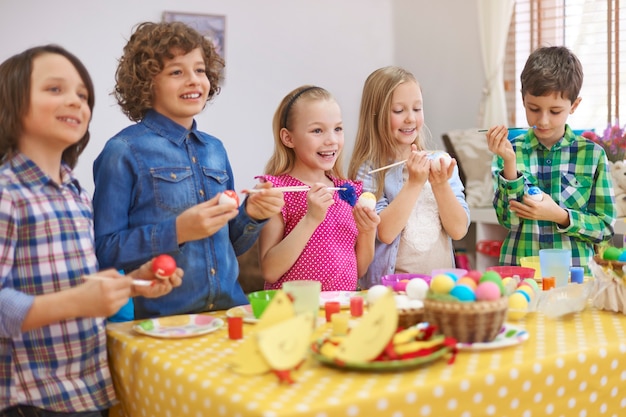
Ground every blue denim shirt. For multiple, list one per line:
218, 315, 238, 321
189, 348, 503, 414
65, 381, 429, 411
93, 110, 264, 318
355, 161, 470, 289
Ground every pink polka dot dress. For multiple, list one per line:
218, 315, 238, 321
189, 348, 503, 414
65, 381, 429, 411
259, 174, 361, 291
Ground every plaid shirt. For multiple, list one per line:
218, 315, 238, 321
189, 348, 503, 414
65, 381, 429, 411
492, 125, 616, 270
0, 154, 115, 412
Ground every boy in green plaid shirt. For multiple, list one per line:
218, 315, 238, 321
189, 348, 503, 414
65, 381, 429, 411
485, 46, 616, 271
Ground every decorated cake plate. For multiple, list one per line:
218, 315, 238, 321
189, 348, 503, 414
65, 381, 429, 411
133, 314, 224, 339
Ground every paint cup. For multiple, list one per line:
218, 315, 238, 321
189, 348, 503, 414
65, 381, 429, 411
227, 316, 243, 340
539, 249, 572, 288
325, 301, 341, 323
282, 280, 321, 321
570, 266, 584, 284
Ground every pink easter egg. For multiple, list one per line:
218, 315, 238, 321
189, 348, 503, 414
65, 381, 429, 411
475, 281, 502, 301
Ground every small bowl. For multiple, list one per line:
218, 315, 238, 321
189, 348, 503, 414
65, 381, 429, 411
247, 289, 278, 319
519, 256, 542, 279
431, 268, 468, 280
380, 273, 431, 292
487, 266, 536, 279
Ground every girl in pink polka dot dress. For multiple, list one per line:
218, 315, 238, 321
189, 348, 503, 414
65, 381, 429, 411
256, 86, 380, 291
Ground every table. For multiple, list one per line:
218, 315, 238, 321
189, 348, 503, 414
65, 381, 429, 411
107, 307, 626, 417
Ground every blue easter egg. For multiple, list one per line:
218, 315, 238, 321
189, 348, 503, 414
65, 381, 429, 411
444, 272, 459, 282
618, 250, 626, 262
450, 284, 476, 302
528, 186, 542, 196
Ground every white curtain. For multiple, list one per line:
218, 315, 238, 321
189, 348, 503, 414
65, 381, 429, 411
477, 0, 515, 127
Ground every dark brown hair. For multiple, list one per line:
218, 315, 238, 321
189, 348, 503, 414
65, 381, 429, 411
115, 21, 224, 122
520, 46, 584, 102
0, 44, 95, 168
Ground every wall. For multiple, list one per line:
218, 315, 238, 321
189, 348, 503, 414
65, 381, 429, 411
0, 0, 482, 194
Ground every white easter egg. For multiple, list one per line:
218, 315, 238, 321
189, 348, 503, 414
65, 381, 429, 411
429, 152, 452, 171
527, 186, 544, 201
405, 278, 429, 300
366, 285, 389, 305
358, 192, 376, 210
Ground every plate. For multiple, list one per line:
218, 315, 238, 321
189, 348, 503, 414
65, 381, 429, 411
310, 339, 450, 371
319, 291, 365, 308
456, 324, 529, 351
133, 314, 224, 339
225, 304, 258, 324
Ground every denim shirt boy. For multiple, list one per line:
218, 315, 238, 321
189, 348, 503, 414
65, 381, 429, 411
93, 110, 264, 318
356, 162, 469, 289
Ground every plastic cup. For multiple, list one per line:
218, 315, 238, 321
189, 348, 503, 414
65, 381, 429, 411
227, 316, 243, 340
282, 280, 321, 320
324, 301, 341, 322
539, 249, 572, 288
248, 289, 278, 319
570, 266, 584, 284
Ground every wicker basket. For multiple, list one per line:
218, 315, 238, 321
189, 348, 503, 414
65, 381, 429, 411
592, 255, 626, 276
397, 307, 424, 329
423, 296, 508, 343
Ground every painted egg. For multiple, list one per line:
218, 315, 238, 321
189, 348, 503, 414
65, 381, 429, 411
219, 190, 240, 207
428, 151, 452, 171
527, 186, 544, 201
366, 285, 389, 305
450, 284, 476, 302
358, 192, 377, 210
508, 292, 529, 320
603, 246, 622, 261
405, 278, 429, 300
429, 274, 456, 294
475, 281, 501, 301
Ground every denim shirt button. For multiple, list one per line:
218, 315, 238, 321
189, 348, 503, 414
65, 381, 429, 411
210, 268, 216, 275
199, 190, 205, 196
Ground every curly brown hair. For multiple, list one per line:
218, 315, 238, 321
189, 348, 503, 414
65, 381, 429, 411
114, 21, 224, 122
0, 44, 95, 168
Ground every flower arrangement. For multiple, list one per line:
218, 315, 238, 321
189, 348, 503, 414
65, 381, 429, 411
582, 122, 626, 163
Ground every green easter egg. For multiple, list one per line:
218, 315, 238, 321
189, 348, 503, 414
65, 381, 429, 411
603, 246, 622, 261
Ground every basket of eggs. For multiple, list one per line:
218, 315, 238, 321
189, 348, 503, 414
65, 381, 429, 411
423, 270, 509, 344
588, 245, 626, 314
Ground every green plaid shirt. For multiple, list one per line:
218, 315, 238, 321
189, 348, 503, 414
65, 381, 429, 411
492, 125, 616, 269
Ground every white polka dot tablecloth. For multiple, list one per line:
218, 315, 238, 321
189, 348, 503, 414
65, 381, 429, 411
107, 308, 626, 417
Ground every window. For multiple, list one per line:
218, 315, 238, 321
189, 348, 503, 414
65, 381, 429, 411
505, 0, 625, 130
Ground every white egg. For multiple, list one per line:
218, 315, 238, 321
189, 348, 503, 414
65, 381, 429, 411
219, 193, 238, 206
429, 152, 452, 171
405, 279, 429, 300
527, 186, 544, 201
366, 285, 389, 305
358, 192, 376, 210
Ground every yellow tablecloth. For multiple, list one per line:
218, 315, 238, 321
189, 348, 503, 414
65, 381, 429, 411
107, 307, 626, 417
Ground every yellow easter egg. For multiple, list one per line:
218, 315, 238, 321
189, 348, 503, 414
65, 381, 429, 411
430, 274, 456, 294
508, 292, 529, 320
516, 285, 535, 301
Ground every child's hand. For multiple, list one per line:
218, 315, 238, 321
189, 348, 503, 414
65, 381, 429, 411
353, 204, 380, 234
176, 195, 239, 244
78, 270, 133, 317
128, 258, 184, 298
509, 194, 570, 226
304, 183, 334, 224
486, 125, 515, 162
405, 146, 430, 186
243, 182, 285, 221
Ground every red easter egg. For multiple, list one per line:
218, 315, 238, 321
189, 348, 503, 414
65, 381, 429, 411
219, 190, 240, 207
152, 254, 177, 279
464, 270, 482, 284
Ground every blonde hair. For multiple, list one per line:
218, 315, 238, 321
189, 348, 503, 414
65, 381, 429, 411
264, 85, 346, 179
348, 66, 427, 198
